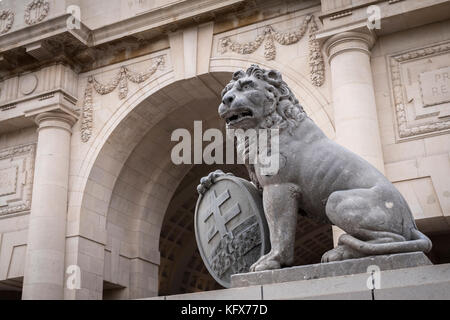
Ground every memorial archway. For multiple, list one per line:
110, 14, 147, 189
76, 60, 334, 299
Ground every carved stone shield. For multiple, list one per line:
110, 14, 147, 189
194, 175, 270, 288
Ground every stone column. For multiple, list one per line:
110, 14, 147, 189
22, 111, 77, 300
324, 31, 384, 246
324, 31, 384, 172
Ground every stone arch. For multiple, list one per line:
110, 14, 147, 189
72, 58, 334, 299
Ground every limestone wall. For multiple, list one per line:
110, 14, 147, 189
0, 0, 449, 300
372, 19, 450, 233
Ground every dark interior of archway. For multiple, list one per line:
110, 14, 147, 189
0, 278, 22, 300
158, 164, 333, 296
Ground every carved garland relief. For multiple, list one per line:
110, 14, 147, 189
81, 56, 165, 143
0, 9, 14, 34
0, 144, 35, 216
218, 15, 325, 87
389, 41, 450, 139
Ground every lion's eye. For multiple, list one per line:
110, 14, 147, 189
238, 80, 254, 91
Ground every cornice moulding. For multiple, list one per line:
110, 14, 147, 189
0, 14, 90, 54
1, 89, 79, 122
0, 88, 77, 111
316, 0, 450, 42
319, 0, 384, 21
0, 0, 244, 53
91, 0, 244, 46
0, 0, 245, 74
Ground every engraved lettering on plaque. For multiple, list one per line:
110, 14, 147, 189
419, 66, 450, 107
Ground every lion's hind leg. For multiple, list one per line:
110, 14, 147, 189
321, 187, 409, 262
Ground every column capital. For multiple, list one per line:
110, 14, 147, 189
34, 111, 78, 134
323, 31, 377, 63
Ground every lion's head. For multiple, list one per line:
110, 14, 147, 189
218, 65, 306, 131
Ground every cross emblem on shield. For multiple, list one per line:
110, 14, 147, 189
194, 174, 270, 288
203, 189, 241, 243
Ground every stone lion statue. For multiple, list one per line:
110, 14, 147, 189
198, 65, 432, 272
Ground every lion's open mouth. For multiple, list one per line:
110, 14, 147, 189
225, 109, 254, 125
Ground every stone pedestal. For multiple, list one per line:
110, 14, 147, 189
231, 252, 431, 288
146, 257, 450, 300
22, 111, 77, 300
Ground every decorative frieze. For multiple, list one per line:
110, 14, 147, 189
24, 0, 50, 25
218, 15, 325, 87
0, 144, 35, 216
81, 56, 165, 142
1, 64, 78, 109
0, 9, 14, 34
388, 41, 450, 139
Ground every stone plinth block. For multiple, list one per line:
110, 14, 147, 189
231, 252, 432, 288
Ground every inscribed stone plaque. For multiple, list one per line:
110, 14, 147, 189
419, 66, 450, 107
194, 175, 270, 288
0, 166, 18, 197
388, 41, 450, 139
0, 144, 35, 215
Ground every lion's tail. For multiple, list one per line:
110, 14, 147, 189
339, 228, 432, 255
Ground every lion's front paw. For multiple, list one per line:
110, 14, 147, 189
249, 254, 281, 272
196, 170, 233, 195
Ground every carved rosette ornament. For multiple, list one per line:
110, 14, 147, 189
24, 0, 50, 25
0, 9, 14, 34
80, 56, 165, 142
218, 15, 325, 87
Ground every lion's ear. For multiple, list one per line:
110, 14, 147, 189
267, 70, 282, 82
232, 70, 245, 80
